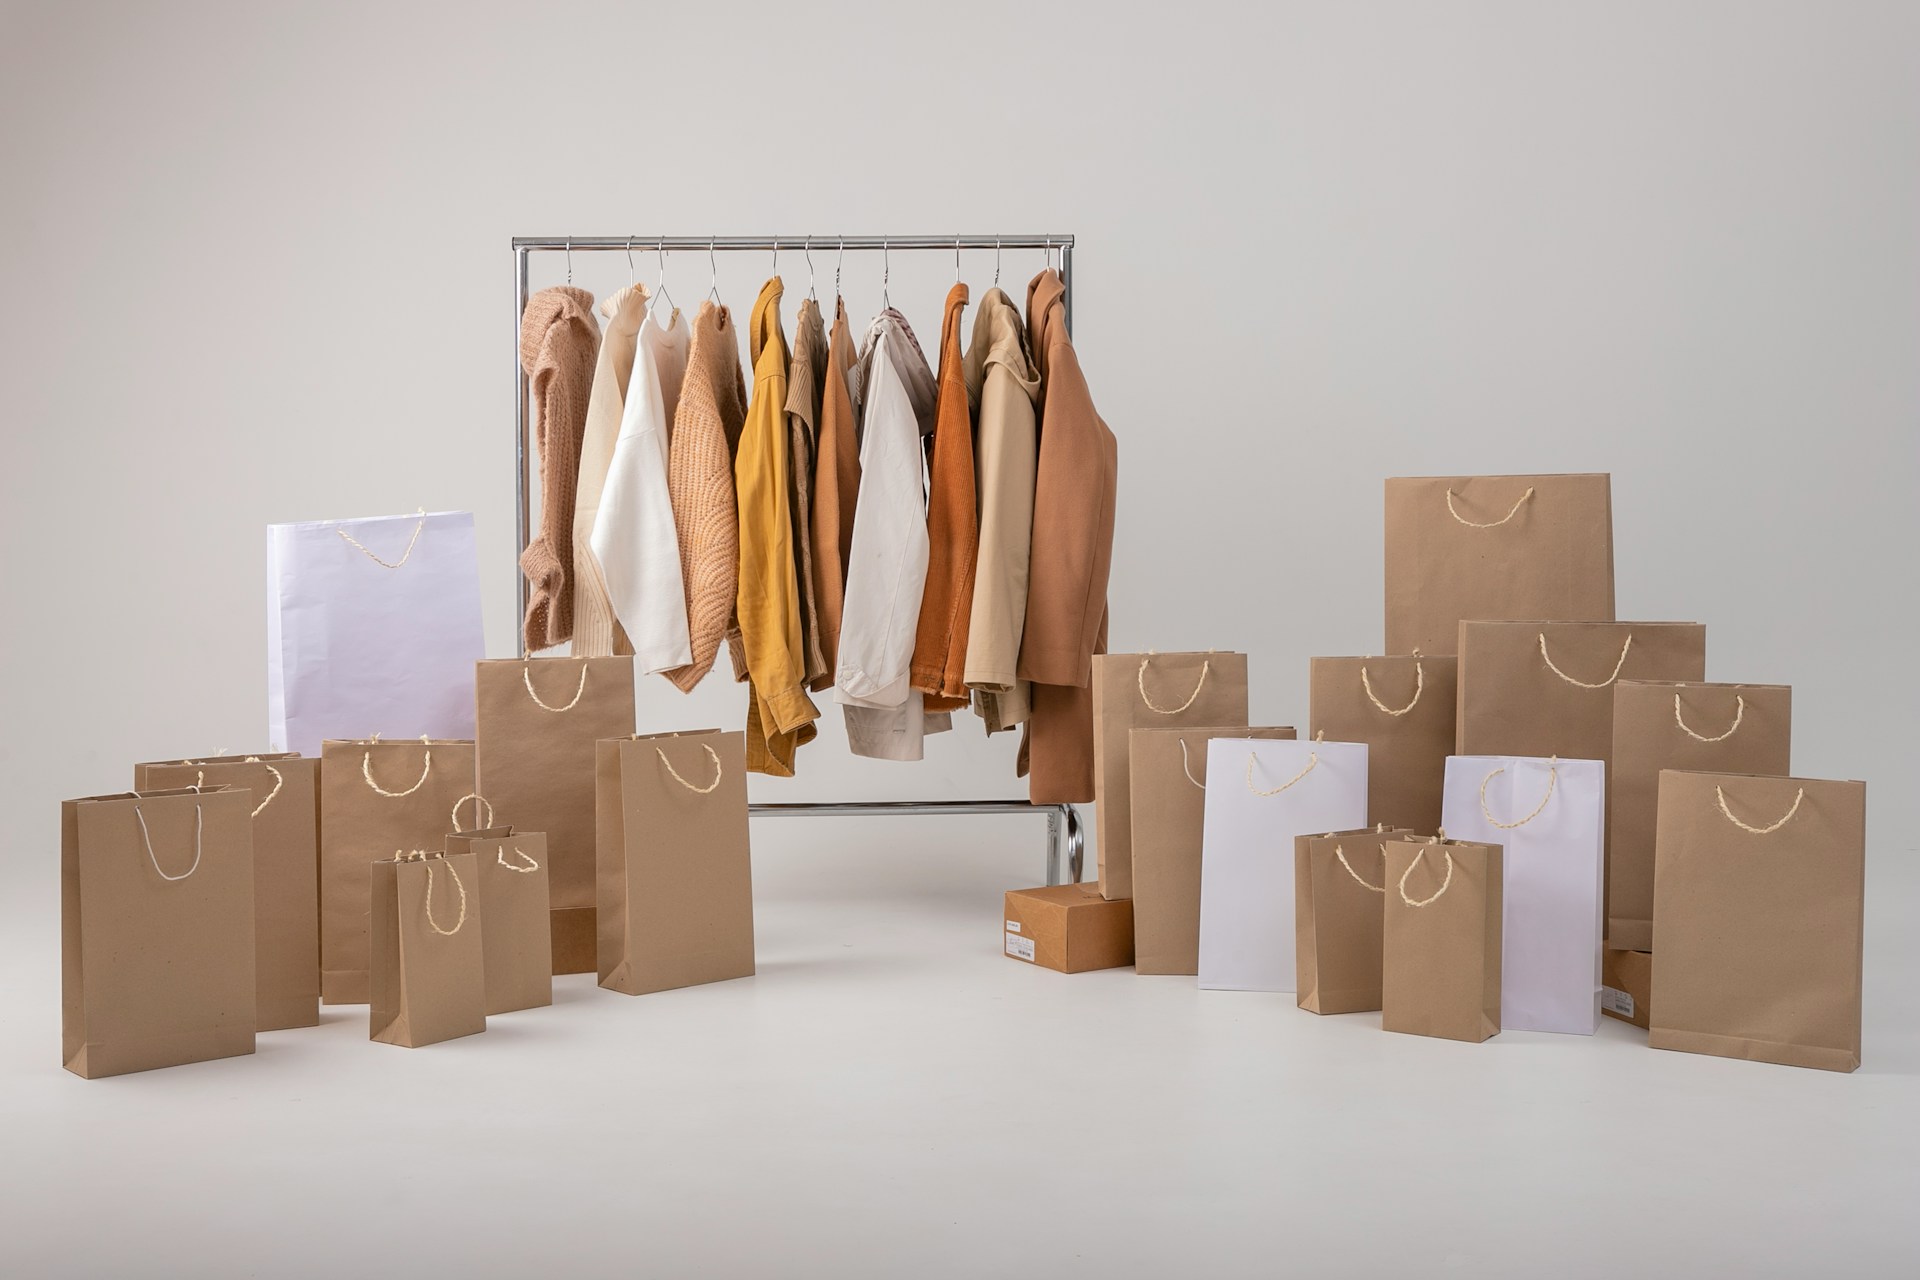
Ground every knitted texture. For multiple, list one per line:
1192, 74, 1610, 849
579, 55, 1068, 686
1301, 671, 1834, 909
808, 299, 862, 689
662, 301, 748, 692
519, 286, 600, 651
910, 283, 979, 708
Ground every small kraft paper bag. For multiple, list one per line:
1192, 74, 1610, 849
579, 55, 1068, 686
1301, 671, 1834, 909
445, 827, 552, 1016
1092, 651, 1249, 901
1310, 654, 1457, 832
370, 849, 486, 1047
64, 786, 256, 1078
1650, 771, 1864, 1072
1198, 736, 1367, 993
1607, 681, 1791, 952
597, 730, 755, 996
319, 736, 476, 1004
476, 657, 635, 976
1456, 621, 1706, 764
1381, 836, 1503, 1044
267, 510, 485, 755
134, 753, 319, 1031
1129, 724, 1296, 976
1384, 473, 1614, 656
1295, 826, 1413, 1015
1442, 755, 1606, 1034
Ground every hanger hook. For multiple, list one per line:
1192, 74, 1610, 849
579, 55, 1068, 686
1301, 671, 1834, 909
708, 235, 720, 305
882, 237, 891, 309
835, 235, 844, 300
955, 236, 962, 285
565, 237, 573, 286
626, 237, 636, 286
771, 237, 778, 278
650, 238, 673, 318
994, 235, 1002, 287
805, 236, 817, 302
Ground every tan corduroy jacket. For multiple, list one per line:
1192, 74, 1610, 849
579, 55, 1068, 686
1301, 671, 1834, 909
518, 285, 600, 652
809, 299, 862, 689
909, 283, 978, 711
1018, 269, 1117, 803
785, 299, 830, 688
662, 302, 748, 692
571, 284, 649, 657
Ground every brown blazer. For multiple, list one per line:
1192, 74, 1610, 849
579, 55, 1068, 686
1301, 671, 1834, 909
809, 299, 862, 690
910, 283, 978, 709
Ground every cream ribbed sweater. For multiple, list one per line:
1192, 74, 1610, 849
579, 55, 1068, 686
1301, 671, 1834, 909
662, 302, 748, 692
571, 284, 649, 657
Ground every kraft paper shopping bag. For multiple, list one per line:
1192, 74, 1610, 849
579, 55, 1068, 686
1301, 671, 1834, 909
1310, 654, 1457, 832
1384, 474, 1614, 655
445, 828, 552, 1016
64, 786, 256, 1077
370, 849, 486, 1047
1198, 736, 1367, 993
475, 657, 635, 975
1650, 772, 1864, 1072
267, 510, 485, 755
597, 730, 756, 995
1295, 826, 1413, 1015
135, 753, 320, 1031
318, 737, 476, 1004
1381, 836, 1503, 1043
1129, 725, 1296, 976
1093, 652, 1250, 900
1607, 682, 1791, 951
1442, 755, 1606, 1034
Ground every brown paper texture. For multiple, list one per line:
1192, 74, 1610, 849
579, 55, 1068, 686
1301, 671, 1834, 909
63, 787, 256, 1077
1093, 652, 1249, 901
476, 657, 636, 976
369, 850, 487, 1047
1649, 772, 1863, 1072
135, 754, 319, 1031
1296, 827, 1413, 1014
1381, 838, 1503, 1043
445, 829, 552, 1015
1310, 656, 1457, 832
1385, 473, 1614, 655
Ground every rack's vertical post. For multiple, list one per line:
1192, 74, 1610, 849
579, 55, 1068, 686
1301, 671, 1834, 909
1059, 238, 1074, 336
514, 245, 531, 657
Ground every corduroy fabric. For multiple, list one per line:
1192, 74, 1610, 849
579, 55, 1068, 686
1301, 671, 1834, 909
519, 285, 600, 652
909, 283, 978, 711
785, 298, 830, 689
808, 299, 862, 689
571, 284, 649, 657
662, 302, 747, 692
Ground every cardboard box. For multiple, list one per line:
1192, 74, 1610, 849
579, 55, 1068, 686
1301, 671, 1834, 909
1602, 946, 1652, 1029
1003, 884, 1135, 973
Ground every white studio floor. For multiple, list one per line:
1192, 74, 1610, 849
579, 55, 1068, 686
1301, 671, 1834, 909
4, 815, 1917, 1278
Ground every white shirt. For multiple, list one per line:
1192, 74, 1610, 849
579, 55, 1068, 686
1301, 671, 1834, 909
592, 305, 692, 673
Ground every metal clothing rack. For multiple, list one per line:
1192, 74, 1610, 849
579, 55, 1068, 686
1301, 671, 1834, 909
512, 234, 1083, 885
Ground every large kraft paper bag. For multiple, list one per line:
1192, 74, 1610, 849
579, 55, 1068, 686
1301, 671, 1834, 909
319, 737, 476, 1004
64, 786, 256, 1077
1385, 474, 1614, 655
370, 850, 486, 1047
1310, 655, 1456, 832
476, 657, 635, 976
1129, 724, 1296, 976
445, 828, 552, 1016
267, 510, 485, 755
1093, 651, 1249, 900
134, 753, 320, 1031
597, 730, 755, 995
1296, 826, 1413, 1015
1608, 681, 1791, 951
1650, 771, 1864, 1072
1442, 755, 1606, 1034
1456, 621, 1706, 764
1381, 837, 1503, 1043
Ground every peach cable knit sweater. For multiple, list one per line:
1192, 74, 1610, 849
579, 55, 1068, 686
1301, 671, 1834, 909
662, 302, 748, 692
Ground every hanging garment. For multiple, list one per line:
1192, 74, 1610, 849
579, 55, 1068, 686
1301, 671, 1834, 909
593, 301, 692, 674
809, 299, 862, 689
662, 301, 748, 692
571, 283, 649, 657
1018, 268, 1117, 803
785, 298, 830, 688
835, 310, 951, 760
518, 285, 600, 651
735, 277, 820, 775
962, 286, 1040, 732
909, 283, 978, 712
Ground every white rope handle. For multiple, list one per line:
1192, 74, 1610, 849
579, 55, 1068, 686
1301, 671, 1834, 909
497, 845, 541, 873
423, 856, 469, 935
451, 793, 494, 831
335, 511, 427, 569
363, 747, 432, 798
1333, 842, 1385, 893
656, 744, 724, 794
1716, 785, 1805, 835
1137, 655, 1210, 715
248, 764, 284, 819
1178, 738, 1206, 789
1445, 485, 1534, 528
1397, 845, 1455, 908
1246, 748, 1318, 797
1538, 631, 1634, 689
1675, 692, 1745, 743
1479, 762, 1558, 829
1360, 659, 1424, 716
135, 802, 203, 882
523, 661, 590, 712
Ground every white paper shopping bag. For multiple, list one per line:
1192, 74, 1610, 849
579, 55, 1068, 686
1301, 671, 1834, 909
1198, 737, 1367, 992
267, 511, 486, 755
1441, 754, 1605, 1034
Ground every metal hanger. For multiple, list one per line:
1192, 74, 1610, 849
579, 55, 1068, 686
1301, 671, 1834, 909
707, 236, 721, 305
565, 237, 573, 286
770, 237, 779, 279
835, 236, 844, 302
994, 235, 1002, 287
649, 239, 675, 321
882, 237, 891, 309
955, 236, 963, 285
626, 237, 636, 288
805, 236, 817, 302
